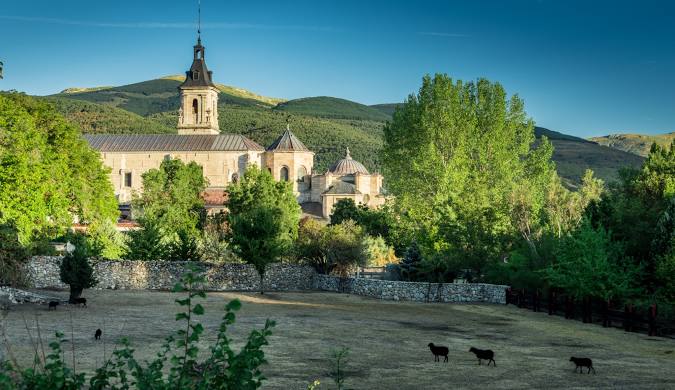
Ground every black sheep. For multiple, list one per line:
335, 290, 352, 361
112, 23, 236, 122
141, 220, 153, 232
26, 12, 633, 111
469, 347, 496, 366
70, 297, 87, 307
95, 329, 102, 340
48, 301, 59, 310
570, 357, 595, 374
428, 343, 449, 362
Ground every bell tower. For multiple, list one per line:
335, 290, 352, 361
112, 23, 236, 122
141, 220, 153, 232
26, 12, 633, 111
177, 20, 220, 135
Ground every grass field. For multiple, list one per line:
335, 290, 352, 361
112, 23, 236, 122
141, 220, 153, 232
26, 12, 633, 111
3, 290, 675, 389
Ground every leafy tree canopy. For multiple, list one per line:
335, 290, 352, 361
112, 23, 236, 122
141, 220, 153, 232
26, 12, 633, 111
132, 158, 207, 241
382, 75, 558, 273
226, 165, 301, 292
0, 92, 118, 246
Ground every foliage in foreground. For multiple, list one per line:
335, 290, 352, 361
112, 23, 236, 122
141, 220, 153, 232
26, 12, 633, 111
0, 266, 275, 389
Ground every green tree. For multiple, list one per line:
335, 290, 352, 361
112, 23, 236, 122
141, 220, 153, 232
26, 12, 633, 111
399, 241, 423, 281
87, 219, 127, 260
227, 166, 300, 293
166, 229, 203, 262
544, 219, 639, 302
125, 219, 167, 261
362, 235, 398, 267
0, 93, 118, 247
0, 223, 30, 286
330, 199, 360, 225
132, 158, 207, 243
59, 235, 97, 301
381, 75, 557, 276
324, 220, 367, 277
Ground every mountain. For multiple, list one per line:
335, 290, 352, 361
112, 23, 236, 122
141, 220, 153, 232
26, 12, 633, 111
274, 97, 391, 121
370, 103, 402, 117
589, 133, 675, 157
44, 78, 645, 186
534, 127, 644, 186
52, 76, 284, 116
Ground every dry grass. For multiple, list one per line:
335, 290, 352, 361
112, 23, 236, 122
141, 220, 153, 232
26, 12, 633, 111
2, 290, 675, 389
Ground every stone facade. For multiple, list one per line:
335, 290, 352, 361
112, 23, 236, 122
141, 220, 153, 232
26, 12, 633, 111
100, 149, 261, 203
25, 257, 315, 292
314, 275, 507, 304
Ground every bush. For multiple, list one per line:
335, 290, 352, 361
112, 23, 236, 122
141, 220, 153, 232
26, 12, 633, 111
0, 223, 30, 286
59, 235, 97, 301
362, 235, 398, 267
125, 220, 167, 261
166, 230, 202, 262
399, 241, 424, 282
87, 219, 127, 260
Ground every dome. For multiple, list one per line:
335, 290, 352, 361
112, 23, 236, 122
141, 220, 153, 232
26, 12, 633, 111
329, 148, 369, 175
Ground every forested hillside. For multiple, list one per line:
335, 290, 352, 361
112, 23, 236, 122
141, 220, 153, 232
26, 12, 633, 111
42, 76, 644, 185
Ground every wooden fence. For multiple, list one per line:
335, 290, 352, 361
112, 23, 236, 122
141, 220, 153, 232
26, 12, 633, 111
505, 288, 675, 338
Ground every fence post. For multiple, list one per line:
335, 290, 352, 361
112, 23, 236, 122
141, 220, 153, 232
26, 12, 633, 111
623, 304, 633, 332
648, 303, 657, 337
548, 290, 556, 315
533, 289, 541, 312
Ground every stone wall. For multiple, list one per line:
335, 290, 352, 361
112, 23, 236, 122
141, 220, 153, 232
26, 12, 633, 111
25, 256, 315, 292
24, 257, 507, 304
314, 275, 507, 304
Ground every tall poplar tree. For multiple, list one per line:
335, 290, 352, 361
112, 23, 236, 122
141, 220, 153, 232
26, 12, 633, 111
382, 75, 557, 275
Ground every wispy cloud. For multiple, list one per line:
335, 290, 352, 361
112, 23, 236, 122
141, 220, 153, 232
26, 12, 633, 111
417, 31, 469, 38
0, 15, 334, 32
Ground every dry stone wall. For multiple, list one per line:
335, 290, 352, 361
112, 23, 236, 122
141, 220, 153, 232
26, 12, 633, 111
24, 257, 507, 304
314, 275, 507, 304
25, 257, 315, 291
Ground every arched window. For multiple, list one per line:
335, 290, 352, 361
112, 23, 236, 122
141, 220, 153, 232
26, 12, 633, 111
297, 166, 307, 182
280, 166, 289, 182
192, 99, 198, 115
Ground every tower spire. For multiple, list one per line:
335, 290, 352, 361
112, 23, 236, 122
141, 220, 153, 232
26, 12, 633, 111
197, 0, 202, 44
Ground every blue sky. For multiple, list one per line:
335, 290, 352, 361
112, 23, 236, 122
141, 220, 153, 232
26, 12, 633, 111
0, 0, 673, 137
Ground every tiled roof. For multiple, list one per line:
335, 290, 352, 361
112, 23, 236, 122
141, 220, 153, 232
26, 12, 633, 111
329, 148, 369, 175
323, 181, 361, 195
266, 127, 311, 152
84, 134, 264, 152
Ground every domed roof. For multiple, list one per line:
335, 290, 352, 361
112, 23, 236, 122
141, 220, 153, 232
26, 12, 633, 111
329, 148, 369, 175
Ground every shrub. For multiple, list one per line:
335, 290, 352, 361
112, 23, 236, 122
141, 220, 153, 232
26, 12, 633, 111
125, 219, 167, 261
87, 219, 127, 260
362, 235, 398, 267
59, 235, 97, 301
166, 230, 202, 262
399, 241, 423, 282
0, 223, 29, 286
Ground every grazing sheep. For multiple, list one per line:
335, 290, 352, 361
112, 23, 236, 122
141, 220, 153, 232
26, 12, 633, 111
48, 301, 60, 310
427, 343, 449, 362
70, 297, 87, 307
469, 347, 496, 366
94, 329, 102, 340
570, 357, 595, 374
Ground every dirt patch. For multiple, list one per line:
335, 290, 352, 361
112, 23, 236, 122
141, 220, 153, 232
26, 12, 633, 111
2, 290, 675, 389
